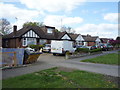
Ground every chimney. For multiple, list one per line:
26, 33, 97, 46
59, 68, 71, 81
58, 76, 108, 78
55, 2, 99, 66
87, 34, 91, 37
13, 25, 17, 36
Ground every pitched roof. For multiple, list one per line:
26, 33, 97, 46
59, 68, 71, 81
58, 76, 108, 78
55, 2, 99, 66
82, 35, 98, 42
2, 25, 74, 40
100, 38, 113, 43
3, 26, 46, 39
69, 33, 79, 40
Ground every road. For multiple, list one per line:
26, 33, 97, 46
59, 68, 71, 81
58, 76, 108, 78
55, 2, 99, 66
2, 50, 119, 79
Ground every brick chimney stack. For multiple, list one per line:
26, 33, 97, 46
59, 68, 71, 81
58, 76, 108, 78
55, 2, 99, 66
13, 25, 17, 36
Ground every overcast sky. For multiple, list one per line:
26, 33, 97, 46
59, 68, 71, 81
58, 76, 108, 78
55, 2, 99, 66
0, 0, 119, 39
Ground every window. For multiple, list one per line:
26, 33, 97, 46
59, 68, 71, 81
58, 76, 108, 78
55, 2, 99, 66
23, 38, 27, 46
27, 38, 36, 45
5, 40, 8, 47
47, 28, 53, 33
22, 38, 36, 46
39, 39, 46, 45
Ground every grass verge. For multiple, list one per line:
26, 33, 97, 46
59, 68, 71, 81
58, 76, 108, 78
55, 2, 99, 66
3, 67, 118, 88
81, 53, 118, 65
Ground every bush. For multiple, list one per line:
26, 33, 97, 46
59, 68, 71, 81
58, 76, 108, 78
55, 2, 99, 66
29, 45, 44, 51
75, 48, 89, 53
89, 48, 102, 53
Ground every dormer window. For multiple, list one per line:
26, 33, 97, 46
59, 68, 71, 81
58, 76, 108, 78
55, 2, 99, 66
47, 28, 53, 33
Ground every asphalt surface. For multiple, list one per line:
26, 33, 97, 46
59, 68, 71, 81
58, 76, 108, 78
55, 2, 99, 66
2, 50, 119, 79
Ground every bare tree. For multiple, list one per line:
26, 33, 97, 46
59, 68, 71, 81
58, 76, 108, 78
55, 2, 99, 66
60, 26, 75, 33
0, 18, 11, 34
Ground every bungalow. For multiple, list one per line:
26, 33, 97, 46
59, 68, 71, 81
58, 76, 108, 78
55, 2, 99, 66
2, 25, 73, 48
69, 33, 85, 46
100, 38, 113, 44
82, 34, 101, 46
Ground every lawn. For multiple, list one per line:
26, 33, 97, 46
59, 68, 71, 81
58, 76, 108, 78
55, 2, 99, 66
3, 67, 118, 88
81, 53, 118, 65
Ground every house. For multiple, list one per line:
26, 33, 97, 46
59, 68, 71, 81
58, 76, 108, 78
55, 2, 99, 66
82, 34, 101, 46
2, 25, 73, 48
69, 33, 85, 45
100, 38, 113, 44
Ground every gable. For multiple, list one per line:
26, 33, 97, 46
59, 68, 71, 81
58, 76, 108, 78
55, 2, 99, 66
76, 35, 84, 41
61, 34, 71, 40
22, 30, 39, 38
95, 38, 101, 42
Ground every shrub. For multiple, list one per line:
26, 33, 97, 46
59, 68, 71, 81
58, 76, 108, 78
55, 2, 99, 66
29, 45, 44, 51
89, 48, 102, 53
75, 48, 89, 53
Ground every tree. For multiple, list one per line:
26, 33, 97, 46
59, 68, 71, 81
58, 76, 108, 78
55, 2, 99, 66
23, 21, 45, 27
60, 26, 75, 33
0, 18, 11, 34
109, 39, 120, 48
54, 29, 60, 32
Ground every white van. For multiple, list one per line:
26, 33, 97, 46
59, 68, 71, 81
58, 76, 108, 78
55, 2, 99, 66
51, 40, 75, 55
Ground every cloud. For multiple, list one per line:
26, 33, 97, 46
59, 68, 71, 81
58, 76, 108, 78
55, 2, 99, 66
104, 13, 118, 23
44, 15, 83, 29
75, 23, 118, 39
20, 0, 85, 12
0, 3, 42, 29
0, 3, 40, 20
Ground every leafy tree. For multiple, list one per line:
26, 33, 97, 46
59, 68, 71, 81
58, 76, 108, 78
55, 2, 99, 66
54, 29, 60, 32
109, 39, 120, 48
0, 18, 11, 34
23, 21, 45, 27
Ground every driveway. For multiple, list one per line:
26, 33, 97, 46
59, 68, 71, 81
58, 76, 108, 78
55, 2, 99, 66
2, 50, 119, 79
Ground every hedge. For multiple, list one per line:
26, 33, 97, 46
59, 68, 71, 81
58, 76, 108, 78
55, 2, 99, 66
75, 48, 102, 53
29, 45, 44, 51
75, 48, 89, 53
89, 48, 102, 53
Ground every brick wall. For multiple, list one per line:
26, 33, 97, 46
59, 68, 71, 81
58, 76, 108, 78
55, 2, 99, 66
87, 42, 95, 46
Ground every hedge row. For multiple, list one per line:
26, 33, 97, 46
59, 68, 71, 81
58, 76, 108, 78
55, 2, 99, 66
89, 48, 102, 53
75, 48, 89, 53
75, 48, 102, 53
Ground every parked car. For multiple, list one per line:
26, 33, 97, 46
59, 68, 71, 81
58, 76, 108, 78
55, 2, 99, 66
51, 40, 76, 55
90, 45, 97, 50
101, 43, 113, 51
75, 45, 87, 48
25, 47, 35, 52
42, 44, 51, 52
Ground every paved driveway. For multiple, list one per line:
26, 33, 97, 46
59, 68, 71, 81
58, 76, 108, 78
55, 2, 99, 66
2, 50, 119, 79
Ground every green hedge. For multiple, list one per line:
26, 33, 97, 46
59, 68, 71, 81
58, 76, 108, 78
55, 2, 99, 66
75, 48, 89, 53
29, 45, 44, 51
89, 48, 102, 53
75, 48, 102, 53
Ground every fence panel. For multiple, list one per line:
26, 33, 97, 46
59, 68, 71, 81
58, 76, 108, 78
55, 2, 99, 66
1, 48, 24, 66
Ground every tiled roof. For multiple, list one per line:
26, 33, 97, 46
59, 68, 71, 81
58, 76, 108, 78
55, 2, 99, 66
100, 38, 113, 43
3, 26, 46, 39
82, 35, 98, 42
2, 26, 72, 40
69, 33, 79, 40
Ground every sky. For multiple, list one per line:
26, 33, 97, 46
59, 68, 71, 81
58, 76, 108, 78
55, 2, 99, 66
0, 0, 119, 39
